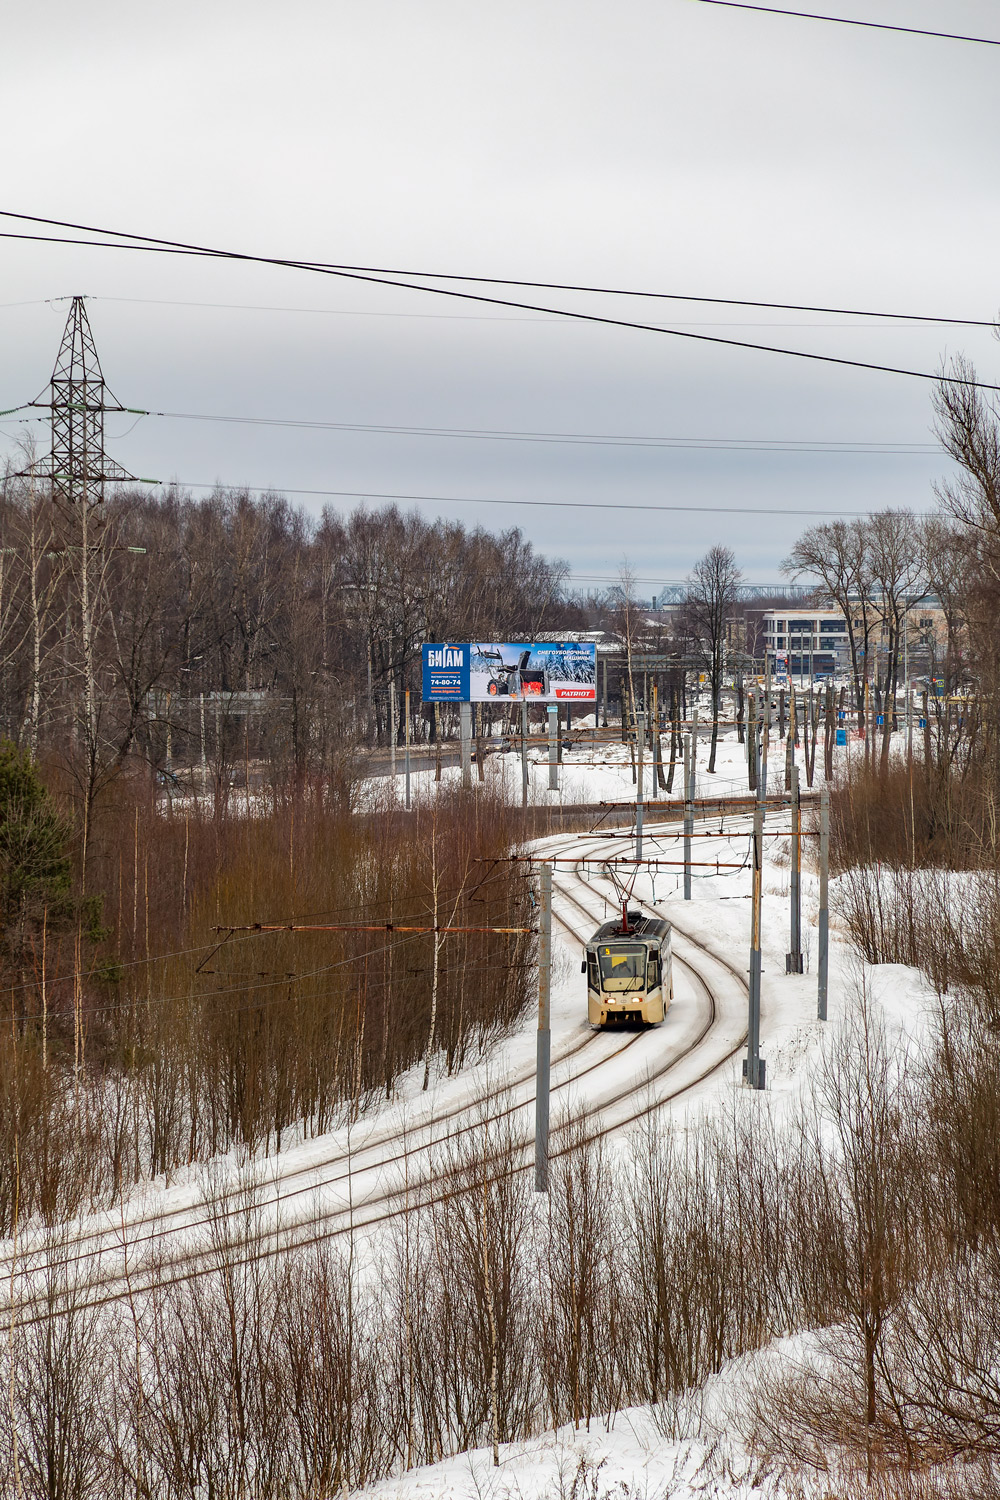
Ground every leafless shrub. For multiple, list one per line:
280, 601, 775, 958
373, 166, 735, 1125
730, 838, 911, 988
0, 783, 534, 1234
542, 1121, 617, 1430
834, 864, 959, 987
0, 1226, 110, 1500
418, 1108, 539, 1459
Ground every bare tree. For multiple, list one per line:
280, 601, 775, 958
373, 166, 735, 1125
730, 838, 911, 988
866, 510, 924, 774
685, 546, 742, 773
784, 519, 875, 721
933, 355, 1000, 786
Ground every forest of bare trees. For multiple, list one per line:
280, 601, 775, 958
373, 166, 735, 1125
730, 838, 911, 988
0, 477, 574, 797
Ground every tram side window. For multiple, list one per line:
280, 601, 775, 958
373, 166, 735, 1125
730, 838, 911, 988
646, 953, 660, 989
587, 955, 600, 990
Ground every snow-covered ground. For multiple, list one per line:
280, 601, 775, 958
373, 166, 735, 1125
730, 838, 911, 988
378, 721, 789, 809
367, 710, 900, 814
358, 1332, 863, 1500
163, 711, 887, 818
8, 725, 939, 1498
346, 728, 939, 1500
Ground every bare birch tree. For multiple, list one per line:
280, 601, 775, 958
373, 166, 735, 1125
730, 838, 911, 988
685, 546, 742, 773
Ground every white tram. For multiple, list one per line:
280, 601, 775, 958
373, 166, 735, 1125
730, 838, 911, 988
582, 907, 673, 1027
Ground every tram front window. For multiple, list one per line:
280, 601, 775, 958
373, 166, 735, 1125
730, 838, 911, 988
598, 943, 647, 993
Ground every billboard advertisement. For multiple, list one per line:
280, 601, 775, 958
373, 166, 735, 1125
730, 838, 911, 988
422, 642, 596, 703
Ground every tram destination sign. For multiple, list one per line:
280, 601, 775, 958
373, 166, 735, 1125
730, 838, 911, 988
422, 642, 596, 703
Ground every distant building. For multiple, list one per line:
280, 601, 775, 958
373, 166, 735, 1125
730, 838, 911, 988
761, 597, 953, 679
761, 609, 850, 677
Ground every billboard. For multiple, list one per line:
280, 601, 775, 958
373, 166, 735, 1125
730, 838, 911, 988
422, 642, 596, 703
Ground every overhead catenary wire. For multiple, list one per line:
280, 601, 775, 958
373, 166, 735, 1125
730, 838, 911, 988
8, 943, 529, 1026
0, 212, 998, 390
0, 862, 523, 1003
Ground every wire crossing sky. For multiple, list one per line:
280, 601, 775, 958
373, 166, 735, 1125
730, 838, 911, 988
0, 0, 997, 582
1, 212, 998, 391
689, 0, 1000, 47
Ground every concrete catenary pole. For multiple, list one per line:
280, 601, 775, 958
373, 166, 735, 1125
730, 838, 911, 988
784, 686, 796, 792
904, 613, 913, 763
746, 722, 766, 1089
635, 710, 645, 864
747, 685, 757, 792
535, 862, 552, 1193
683, 732, 693, 900
760, 659, 771, 817
818, 783, 830, 1020
786, 764, 803, 972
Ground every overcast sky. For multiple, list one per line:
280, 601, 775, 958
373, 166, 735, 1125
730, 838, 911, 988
1, 0, 998, 594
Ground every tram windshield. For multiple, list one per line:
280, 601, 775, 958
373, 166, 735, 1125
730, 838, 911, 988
597, 943, 647, 993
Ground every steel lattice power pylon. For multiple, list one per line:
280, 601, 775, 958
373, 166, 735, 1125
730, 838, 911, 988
31, 295, 138, 504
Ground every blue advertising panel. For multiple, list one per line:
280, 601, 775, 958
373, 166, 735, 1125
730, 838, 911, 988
422, 644, 470, 701
422, 642, 596, 703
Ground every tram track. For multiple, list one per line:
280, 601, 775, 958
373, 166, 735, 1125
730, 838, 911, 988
0, 893, 640, 1312
0, 982, 609, 1286
1, 819, 753, 1322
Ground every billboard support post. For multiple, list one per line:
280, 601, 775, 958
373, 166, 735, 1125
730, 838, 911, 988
389, 680, 396, 781
520, 701, 529, 808
547, 704, 558, 791
460, 702, 472, 789
404, 690, 411, 810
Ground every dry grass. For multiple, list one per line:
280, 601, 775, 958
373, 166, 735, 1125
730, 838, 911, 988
0, 777, 534, 1232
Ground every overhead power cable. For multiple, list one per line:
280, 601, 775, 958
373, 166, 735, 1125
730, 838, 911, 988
5, 401, 947, 455
162, 479, 930, 519
80, 294, 987, 330
688, 0, 1000, 47
97, 403, 940, 455
0, 212, 997, 391
3, 212, 995, 327
115, 406, 940, 455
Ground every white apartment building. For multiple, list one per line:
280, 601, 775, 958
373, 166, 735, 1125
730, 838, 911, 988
761, 600, 949, 679
761, 610, 850, 677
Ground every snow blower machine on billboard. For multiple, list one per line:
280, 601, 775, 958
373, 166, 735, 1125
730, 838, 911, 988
479, 647, 549, 698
